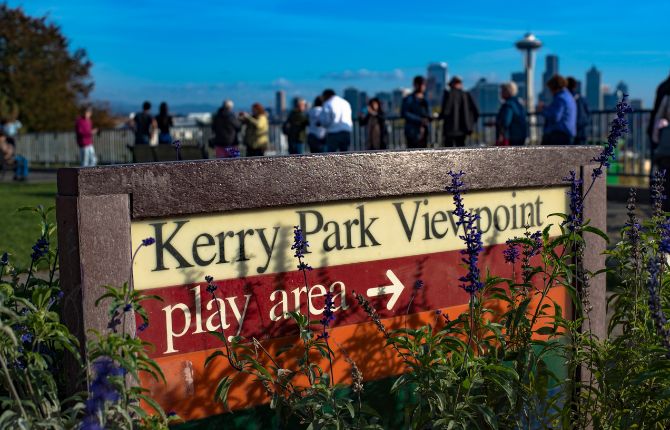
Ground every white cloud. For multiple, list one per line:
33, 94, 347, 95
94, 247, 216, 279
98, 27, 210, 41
323, 68, 405, 81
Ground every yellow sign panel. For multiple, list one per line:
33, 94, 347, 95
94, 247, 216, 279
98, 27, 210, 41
131, 188, 568, 290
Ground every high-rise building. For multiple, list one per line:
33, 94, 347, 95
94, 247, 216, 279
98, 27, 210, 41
586, 66, 603, 111
275, 90, 286, 120
511, 71, 527, 102
426, 62, 448, 108
470, 78, 501, 114
344, 87, 361, 118
540, 55, 559, 103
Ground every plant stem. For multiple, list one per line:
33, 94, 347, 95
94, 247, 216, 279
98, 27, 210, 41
0, 351, 28, 420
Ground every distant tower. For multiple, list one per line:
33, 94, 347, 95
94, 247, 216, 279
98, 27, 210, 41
426, 62, 448, 107
470, 78, 501, 114
586, 66, 603, 110
540, 54, 559, 103
275, 90, 286, 120
515, 33, 542, 142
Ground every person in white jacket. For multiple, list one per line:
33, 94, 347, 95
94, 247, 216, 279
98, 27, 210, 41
319, 89, 353, 152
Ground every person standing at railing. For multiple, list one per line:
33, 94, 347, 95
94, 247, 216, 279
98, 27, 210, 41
359, 98, 388, 150
1, 116, 21, 146
567, 77, 590, 145
129, 101, 156, 145
156, 102, 174, 145
75, 106, 98, 167
211, 100, 242, 158
240, 103, 269, 157
537, 75, 576, 145
496, 82, 527, 146
439, 76, 479, 147
0, 130, 28, 181
307, 96, 327, 153
648, 73, 670, 144
283, 98, 309, 154
401, 76, 431, 148
320, 89, 353, 152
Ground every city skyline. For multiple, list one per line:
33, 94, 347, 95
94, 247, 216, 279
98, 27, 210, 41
11, 0, 670, 111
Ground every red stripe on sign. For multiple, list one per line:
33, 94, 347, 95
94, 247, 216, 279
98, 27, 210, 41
138, 242, 522, 358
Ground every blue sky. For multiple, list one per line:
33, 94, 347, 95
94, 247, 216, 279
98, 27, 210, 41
11, 0, 670, 111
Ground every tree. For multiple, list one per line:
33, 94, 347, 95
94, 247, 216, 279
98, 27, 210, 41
0, 4, 93, 131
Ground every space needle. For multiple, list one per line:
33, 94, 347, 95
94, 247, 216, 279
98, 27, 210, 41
515, 33, 542, 143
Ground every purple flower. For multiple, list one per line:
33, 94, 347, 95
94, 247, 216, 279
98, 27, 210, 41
0, 252, 7, 265
320, 292, 335, 328
137, 322, 149, 332
318, 292, 335, 340
225, 146, 241, 158
107, 309, 121, 332
205, 275, 218, 293
564, 171, 584, 232
123, 303, 132, 312
447, 171, 484, 294
83, 357, 124, 424
503, 241, 520, 264
291, 226, 312, 271
414, 280, 424, 290
529, 231, 542, 254
435, 309, 442, 315
652, 170, 667, 218
173, 140, 182, 161
446, 171, 466, 219
591, 95, 632, 180
31, 237, 49, 261
142, 237, 156, 247
20, 332, 33, 344
645, 257, 670, 353
291, 226, 309, 259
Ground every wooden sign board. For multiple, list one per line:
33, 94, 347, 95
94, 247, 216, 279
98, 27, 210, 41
56, 148, 607, 423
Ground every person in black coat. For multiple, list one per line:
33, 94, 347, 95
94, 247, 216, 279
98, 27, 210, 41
359, 98, 388, 150
401, 76, 431, 148
211, 100, 241, 158
649, 73, 670, 142
440, 77, 479, 147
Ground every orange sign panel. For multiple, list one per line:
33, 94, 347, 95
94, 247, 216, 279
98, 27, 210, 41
131, 188, 568, 420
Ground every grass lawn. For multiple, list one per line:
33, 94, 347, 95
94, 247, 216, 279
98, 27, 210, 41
0, 182, 57, 269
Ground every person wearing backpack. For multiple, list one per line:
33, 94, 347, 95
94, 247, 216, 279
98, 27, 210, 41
496, 82, 527, 146
283, 98, 309, 154
567, 77, 590, 145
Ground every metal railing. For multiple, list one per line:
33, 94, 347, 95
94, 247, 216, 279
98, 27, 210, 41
15, 110, 653, 179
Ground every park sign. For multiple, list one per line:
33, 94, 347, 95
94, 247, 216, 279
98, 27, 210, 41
56, 147, 607, 422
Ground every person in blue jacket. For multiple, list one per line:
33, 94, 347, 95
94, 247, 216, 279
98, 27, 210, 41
496, 81, 527, 146
538, 74, 577, 145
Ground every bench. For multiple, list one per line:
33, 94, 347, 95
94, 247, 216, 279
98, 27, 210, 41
128, 144, 208, 163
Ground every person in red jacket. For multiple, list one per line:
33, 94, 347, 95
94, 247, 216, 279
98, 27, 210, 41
75, 106, 98, 167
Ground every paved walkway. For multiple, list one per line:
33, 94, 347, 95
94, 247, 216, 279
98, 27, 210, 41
0, 169, 58, 183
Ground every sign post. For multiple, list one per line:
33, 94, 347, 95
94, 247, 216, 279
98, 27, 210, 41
56, 147, 606, 422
